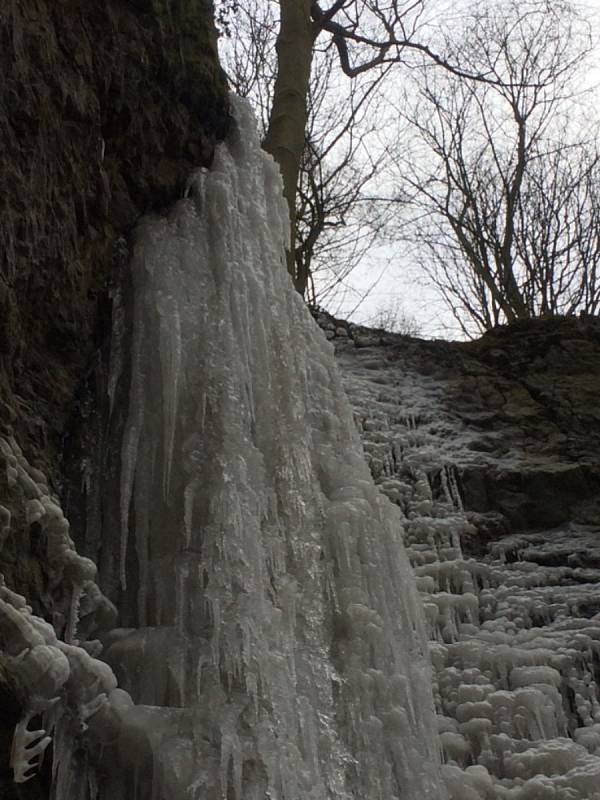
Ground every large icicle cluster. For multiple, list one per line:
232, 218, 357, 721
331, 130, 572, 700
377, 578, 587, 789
106, 96, 444, 799
0, 434, 127, 793
336, 336, 600, 800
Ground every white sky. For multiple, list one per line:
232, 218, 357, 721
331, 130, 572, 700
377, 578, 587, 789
321, 0, 600, 340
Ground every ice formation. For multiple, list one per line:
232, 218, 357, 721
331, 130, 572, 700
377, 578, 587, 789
335, 335, 600, 800
6, 91, 599, 800
104, 96, 444, 799
0, 434, 125, 790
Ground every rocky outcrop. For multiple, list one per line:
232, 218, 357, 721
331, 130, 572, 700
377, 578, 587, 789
319, 312, 600, 537
0, 0, 228, 475
324, 312, 600, 798
0, 2, 228, 796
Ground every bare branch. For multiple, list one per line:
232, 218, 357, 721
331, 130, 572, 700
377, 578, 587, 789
391, 0, 598, 333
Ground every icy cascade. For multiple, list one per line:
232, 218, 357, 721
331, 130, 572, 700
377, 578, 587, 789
335, 333, 600, 800
106, 97, 444, 800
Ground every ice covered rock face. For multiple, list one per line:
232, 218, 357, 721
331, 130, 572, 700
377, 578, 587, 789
336, 337, 600, 799
0, 434, 124, 791
104, 96, 444, 799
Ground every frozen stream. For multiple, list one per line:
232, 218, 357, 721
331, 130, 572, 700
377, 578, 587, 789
0, 96, 444, 800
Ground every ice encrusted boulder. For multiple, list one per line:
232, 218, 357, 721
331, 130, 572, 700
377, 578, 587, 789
0, 434, 126, 795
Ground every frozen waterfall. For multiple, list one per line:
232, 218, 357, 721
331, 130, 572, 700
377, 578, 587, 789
5, 92, 599, 800
334, 327, 600, 800
101, 97, 445, 799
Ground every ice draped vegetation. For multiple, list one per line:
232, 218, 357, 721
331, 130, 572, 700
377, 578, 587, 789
103, 96, 444, 799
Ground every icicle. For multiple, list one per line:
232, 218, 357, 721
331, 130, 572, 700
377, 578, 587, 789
0, 504, 11, 550
119, 393, 143, 592
158, 297, 181, 499
65, 583, 83, 644
10, 711, 52, 783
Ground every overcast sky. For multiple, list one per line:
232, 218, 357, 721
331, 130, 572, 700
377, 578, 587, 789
323, 0, 600, 340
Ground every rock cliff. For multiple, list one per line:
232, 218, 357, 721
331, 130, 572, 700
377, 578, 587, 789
0, 0, 228, 472
0, 2, 228, 797
319, 312, 600, 537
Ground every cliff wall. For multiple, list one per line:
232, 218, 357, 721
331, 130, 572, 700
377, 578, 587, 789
0, 4, 227, 796
0, 0, 228, 471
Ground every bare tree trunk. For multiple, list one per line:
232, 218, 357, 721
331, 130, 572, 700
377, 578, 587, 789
499, 111, 530, 320
263, 0, 316, 292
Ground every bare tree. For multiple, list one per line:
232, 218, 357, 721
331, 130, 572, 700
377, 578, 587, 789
516, 137, 600, 317
369, 297, 422, 334
393, 0, 596, 335
295, 50, 394, 302
240, 0, 508, 291
219, 0, 277, 132
221, 1, 395, 303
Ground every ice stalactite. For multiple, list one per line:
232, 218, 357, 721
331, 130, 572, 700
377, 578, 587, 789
0, 435, 129, 796
108, 96, 445, 799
